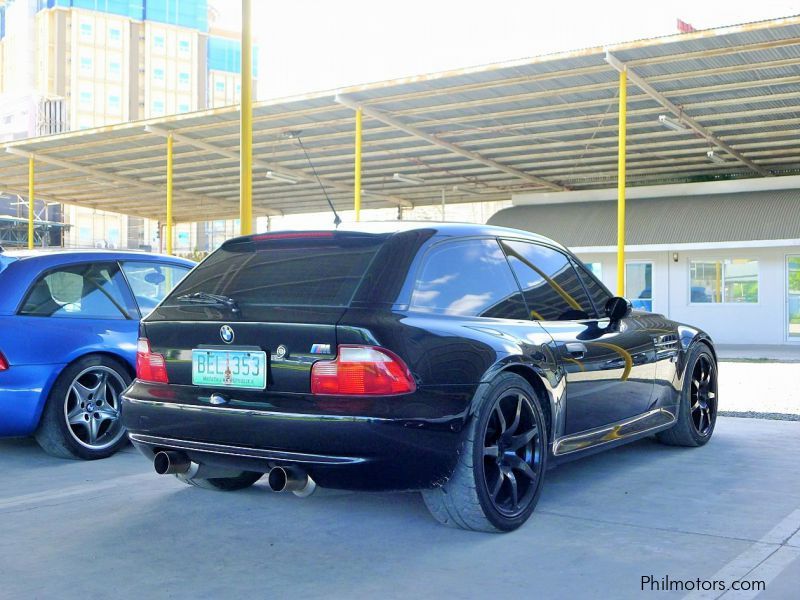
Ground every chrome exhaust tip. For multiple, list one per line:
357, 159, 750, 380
153, 450, 191, 475
266, 466, 317, 497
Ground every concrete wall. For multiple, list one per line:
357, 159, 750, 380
574, 246, 799, 346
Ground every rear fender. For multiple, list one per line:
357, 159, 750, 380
471, 350, 565, 444
677, 325, 716, 384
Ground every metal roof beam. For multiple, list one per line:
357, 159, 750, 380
3, 147, 260, 218
143, 125, 412, 208
335, 95, 567, 192
605, 52, 772, 177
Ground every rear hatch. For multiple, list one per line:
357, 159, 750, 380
143, 231, 388, 395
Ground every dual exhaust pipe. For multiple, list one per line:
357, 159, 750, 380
153, 451, 316, 497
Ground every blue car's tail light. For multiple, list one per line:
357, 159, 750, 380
0, 351, 7, 371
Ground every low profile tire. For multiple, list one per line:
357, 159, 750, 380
35, 355, 131, 460
422, 373, 548, 532
656, 344, 718, 447
176, 472, 263, 491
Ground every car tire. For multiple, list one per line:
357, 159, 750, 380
656, 344, 718, 447
176, 472, 263, 491
421, 373, 548, 532
35, 355, 132, 460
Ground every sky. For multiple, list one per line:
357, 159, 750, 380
209, 0, 800, 101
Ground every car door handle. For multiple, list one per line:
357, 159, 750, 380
565, 342, 587, 359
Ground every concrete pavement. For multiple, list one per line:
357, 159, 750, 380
0, 417, 798, 599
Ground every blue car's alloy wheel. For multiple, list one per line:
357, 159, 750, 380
64, 366, 127, 451
35, 355, 132, 460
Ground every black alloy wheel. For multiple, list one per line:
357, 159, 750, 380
482, 392, 543, 518
690, 354, 717, 437
656, 345, 718, 448
422, 373, 548, 532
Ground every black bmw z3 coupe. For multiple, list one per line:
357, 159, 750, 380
122, 223, 718, 532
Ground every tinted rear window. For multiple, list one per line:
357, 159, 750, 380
165, 234, 385, 308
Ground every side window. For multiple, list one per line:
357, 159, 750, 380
20, 263, 132, 319
411, 239, 527, 319
572, 259, 612, 315
502, 240, 595, 321
121, 261, 190, 317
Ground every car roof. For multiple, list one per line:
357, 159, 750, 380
1, 248, 194, 265
229, 221, 567, 250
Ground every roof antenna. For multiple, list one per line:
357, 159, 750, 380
285, 130, 341, 227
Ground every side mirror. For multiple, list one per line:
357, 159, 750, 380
605, 296, 630, 322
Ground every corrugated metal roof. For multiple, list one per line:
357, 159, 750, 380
488, 190, 800, 246
1, 16, 800, 222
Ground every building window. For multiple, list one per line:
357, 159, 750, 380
788, 256, 800, 339
79, 55, 92, 74
153, 34, 165, 49
151, 99, 165, 115
108, 60, 121, 78
178, 71, 190, 88
79, 22, 93, 40
153, 67, 164, 81
178, 102, 190, 113
214, 80, 225, 93
690, 259, 759, 304
178, 39, 190, 54
108, 94, 120, 111
626, 262, 653, 312
79, 90, 93, 107
109, 27, 121, 44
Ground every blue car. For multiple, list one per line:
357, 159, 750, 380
0, 249, 193, 459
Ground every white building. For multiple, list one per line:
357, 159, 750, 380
490, 177, 800, 346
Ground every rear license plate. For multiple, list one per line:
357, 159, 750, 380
191, 349, 267, 390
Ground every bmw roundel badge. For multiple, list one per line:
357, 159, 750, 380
220, 325, 235, 344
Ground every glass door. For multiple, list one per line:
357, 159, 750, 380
789, 256, 800, 340
626, 261, 653, 312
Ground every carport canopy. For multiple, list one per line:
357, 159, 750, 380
1, 15, 800, 223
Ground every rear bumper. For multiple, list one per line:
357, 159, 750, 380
121, 381, 475, 491
0, 364, 63, 436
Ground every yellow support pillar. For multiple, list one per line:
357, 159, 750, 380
616, 69, 627, 297
28, 156, 34, 249
166, 132, 174, 256
239, 0, 253, 235
354, 107, 363, 221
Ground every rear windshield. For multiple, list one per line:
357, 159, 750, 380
164, 233, 386, 308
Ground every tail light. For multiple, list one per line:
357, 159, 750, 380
136, 338, 169, 383
311, 345, 416, 396
0, 351, 8, 371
